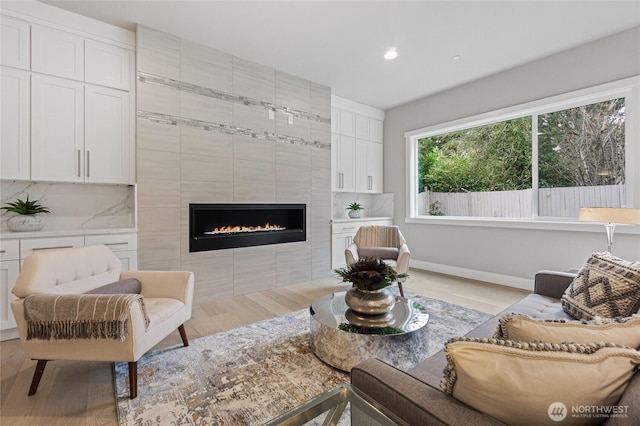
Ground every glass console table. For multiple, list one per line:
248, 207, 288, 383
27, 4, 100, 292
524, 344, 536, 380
265, 383, 409, 426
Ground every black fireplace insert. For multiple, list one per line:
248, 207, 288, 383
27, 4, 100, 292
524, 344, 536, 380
189, 203, 306, 252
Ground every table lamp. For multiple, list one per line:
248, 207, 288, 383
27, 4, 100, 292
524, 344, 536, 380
578, 207, 640, 253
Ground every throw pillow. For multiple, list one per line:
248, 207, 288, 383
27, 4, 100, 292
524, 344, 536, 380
495, 313, 640, 349
441, 337, 640, 426
85, 278, 141, 294
358, 246, 400, 260
561, 252, 640, 320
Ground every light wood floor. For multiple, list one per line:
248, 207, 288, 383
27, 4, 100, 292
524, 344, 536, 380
0, 269, 529, 425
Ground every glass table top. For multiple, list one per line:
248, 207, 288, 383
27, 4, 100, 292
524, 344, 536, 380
310, 291, 429, 335
265, 383, 409, 426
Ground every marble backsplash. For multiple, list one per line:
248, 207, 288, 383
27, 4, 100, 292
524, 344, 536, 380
0, 180, 135, 232
332, 192, 394, 219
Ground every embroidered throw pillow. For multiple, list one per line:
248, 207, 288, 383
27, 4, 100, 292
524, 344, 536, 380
495, 313, 640, 348
441, 337, 640, 426
561, 252, 640, 320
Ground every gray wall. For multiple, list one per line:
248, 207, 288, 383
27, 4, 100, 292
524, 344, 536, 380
384, 27, 640, 289
135, 26, 332, 302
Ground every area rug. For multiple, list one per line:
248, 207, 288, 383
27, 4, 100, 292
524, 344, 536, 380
114, 294, 492, 425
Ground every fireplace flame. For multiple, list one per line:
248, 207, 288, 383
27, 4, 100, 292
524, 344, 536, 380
205, 223, 286, 235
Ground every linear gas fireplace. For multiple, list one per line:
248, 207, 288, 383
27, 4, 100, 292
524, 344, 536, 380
189, 203, 306, 252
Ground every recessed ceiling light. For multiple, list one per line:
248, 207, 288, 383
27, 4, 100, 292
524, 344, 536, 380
452, 55, 461, 61
384, 49, 398, 60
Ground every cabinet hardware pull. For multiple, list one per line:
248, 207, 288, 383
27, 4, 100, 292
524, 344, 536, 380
0, 250, 6, 254
33, 245, 73, 251
342, 226, 356, 230
86, 150, 90, 178
105, 242, 127, 247
77, 150, 82, 177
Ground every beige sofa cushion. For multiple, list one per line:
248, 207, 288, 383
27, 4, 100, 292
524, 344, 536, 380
441, 337, 640, 426
496, 313, 640, 348
561, 252, 640, 320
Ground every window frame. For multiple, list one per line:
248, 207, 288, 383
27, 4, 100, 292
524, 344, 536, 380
405, 77, 640, 232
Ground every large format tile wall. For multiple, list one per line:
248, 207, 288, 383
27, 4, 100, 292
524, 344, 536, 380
136, 26, 332, 301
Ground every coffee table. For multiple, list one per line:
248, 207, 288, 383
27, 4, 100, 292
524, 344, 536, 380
265, 383, 409, 425
309, 291, 429, 372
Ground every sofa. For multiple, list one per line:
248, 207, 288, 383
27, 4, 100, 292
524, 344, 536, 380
351, 270, 640, 425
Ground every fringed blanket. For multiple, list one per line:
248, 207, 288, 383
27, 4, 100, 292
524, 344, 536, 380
24, 293, 150, 341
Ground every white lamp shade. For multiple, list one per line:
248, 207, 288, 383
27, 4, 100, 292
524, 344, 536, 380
578, 207, 640, 224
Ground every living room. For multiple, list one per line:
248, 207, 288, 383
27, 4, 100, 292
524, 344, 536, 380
1, 1, 640, 425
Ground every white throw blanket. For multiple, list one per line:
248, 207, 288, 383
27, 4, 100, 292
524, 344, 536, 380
23, 293, 149, 341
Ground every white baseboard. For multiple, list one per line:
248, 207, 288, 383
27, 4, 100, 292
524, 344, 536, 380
410, 260, 534, 292
0, 327, 19, 342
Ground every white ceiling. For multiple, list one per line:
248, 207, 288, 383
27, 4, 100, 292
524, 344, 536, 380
39, 1, 640, 110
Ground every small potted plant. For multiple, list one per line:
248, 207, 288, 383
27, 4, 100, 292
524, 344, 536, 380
347, 202, 364, 218
1, 195, 51, 232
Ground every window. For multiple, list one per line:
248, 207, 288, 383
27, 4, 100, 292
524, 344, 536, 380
407, 79, 637, 222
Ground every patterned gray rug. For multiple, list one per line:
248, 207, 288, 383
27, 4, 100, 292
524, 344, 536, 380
114, 294, 492, 425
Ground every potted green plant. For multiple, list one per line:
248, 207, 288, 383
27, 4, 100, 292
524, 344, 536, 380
346, 202, 364, 218
2, 195, 51, 232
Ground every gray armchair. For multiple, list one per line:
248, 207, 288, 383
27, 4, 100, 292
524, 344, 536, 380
345, 225, 410, 296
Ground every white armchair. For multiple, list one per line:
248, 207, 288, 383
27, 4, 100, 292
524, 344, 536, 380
11, 244, 194, 399
345, 225, 411, 296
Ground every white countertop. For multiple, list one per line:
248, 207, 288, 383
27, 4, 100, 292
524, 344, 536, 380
0, 227, 137, 240
331, 216, 393, 223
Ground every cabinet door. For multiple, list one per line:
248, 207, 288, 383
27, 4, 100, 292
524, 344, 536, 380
31, 74, 84, 182
355, 140, 383, 193
369, 119, 383, 143
332, 234, 356, 269
85, 85, 131, 183
85, 40, 131, 90
0, 67, 30, 180
31, 25, 84, 81
114, 250, 138, 271
1, 15, 30, 70
337, 135, 355, 192
355, 139, 369, 193
368, 142, 383, 193
0, 260, 19, 331
338, 110, 355, 137
355, 115, 370, 140
331, 108, 340, 133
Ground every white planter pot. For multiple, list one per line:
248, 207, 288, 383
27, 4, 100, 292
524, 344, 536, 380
348, 210, 362, 218
7, 214, 45, 232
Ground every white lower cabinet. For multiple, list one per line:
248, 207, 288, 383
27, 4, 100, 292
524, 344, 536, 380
0, 232, 137, 340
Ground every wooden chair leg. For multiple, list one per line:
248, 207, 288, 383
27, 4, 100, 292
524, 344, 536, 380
178, 324, 189, 347
128, 362, 137, 399
397, 281, 405, 297
28, 360, 48, 396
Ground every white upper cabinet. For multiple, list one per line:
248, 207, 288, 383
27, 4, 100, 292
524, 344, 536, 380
338, 110, 356, 137
85, 40, 131, 90
31, 24, 84, 81
355, 139, 383, 194
1, 15, 30, 70
331, 133, 356, 193
85, 85, 132, 184
31, 74, 85, 182
355, 114, 370, 140
0, 67, 30, 180
369, 119, 383, 142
